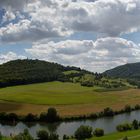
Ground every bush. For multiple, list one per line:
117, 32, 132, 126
24, 113, 38, 122
63, 135, 69, 140
0, 132, 2, 140
132, 119, 139, 129
124, 105, 131, 112
74, 125, 93, 140
12, 129, 34, 140
135, 104, 140, 110
103, 107, 114, 117
37, 130, 49, 140
116, 123, 132, 132
49, 133, 59, 140
94, 128, 104, 137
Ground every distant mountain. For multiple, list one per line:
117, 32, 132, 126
104, 62, 140, 80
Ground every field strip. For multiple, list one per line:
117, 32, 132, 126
119, 134, 140, 140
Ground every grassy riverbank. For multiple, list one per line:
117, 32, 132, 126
70, 130, 140, 140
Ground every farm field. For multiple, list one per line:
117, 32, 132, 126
0, 81, 139, 116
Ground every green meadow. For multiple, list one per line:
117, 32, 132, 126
0, 81, 139, 116
70, 130, 140, 140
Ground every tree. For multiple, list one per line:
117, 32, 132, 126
12, 129, 34, 140
103, 107, 114, 116
132, 120, 139, 129
46, 108, 59, 122
74, 125, 93, 140
49, 133, 59, 140
94, 128, 104, 137
37, 130, 49, 140
124, 105, 131, 112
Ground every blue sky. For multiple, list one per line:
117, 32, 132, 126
0, 0, 140, 72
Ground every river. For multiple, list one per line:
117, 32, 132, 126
1, 110, 140, 138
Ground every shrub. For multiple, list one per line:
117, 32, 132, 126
135, 104, 140, 110
94, 128, 104, 137
49, 133, 59, 140
24, 113, 38, 122
0, 132, 2, 140
37, 130, 49, 140
132, 119, 139, 129
124, 105, 131, 112
74, 125, 93, 140
116, 123, 132, 132
12, 129, 34, 140
103, 107, 114, 117
63, 135, 69, 140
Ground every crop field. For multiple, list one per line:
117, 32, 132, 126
0, 81, 139, 116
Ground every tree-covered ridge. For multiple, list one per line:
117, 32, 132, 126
0, 59, 64, 87
0, 59, 132, 88
104, 62, 140, 79
104, 62, 140, 88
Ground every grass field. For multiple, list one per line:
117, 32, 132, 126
89, 130, 140, 140
0, 81, 140, 116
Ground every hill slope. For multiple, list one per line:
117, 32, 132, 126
104, 62, 140, 80
0, 59, 90, 87
0, 59, 131, 89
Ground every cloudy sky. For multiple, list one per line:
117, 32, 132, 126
0, 0, 140, 72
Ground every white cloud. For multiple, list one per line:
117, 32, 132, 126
1, 0, 140, 42
26, 37, 140, 72
0, 52, 26, 64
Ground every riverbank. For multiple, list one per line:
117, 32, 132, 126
4, 129, 140, 140
70, 129, 140, 140
90, 129, 140, 140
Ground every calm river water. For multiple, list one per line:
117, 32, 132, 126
1, 110, 140, 138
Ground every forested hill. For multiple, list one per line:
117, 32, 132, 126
0, 59, 90, 87
0, 59, 132, 89
104, 62, 140, 80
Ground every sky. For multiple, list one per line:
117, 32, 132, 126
0, 0, 140, 72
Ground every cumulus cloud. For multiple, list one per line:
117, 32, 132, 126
26, 37, 140, 72
1, 0, 140, 42
0, 52, 26, 64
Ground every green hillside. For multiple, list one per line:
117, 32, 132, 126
104, 62, 140, 87
104, 62, 140, 79
0, 59, 130, 89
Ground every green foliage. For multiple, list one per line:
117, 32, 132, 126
12, 129, 34, 140
124, 105, 132, 112
39, 108, 60, 122
0, 59, 130, 89
132, 120, 139, 130
46, 108, 59, 122
49, 133, 59, 140
37, 130, 59, 140
74, 125, 93, 140
116, 123, 132, 132
37, 130, 49, 140
94, 128, 104, 137
104, 62, 140, 87
103, 107, 114, 117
